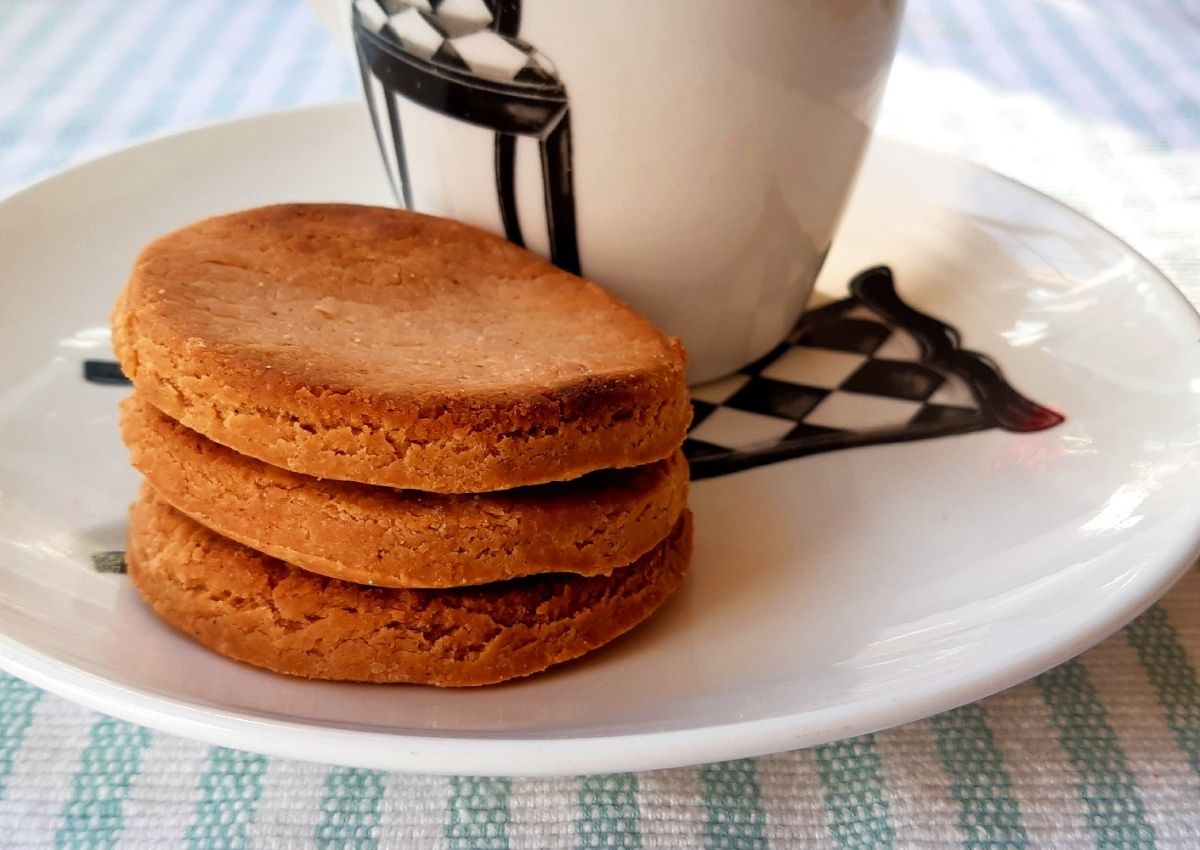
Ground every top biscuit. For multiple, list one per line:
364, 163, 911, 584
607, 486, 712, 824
112, 204, 691, 492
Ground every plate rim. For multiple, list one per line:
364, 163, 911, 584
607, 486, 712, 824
1, 101, 1198, 776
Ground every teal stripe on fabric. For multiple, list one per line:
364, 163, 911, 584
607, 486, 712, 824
970, 1, 1097, 101
1038, 659, 1157, 849
199, 0, 294, 117
1125, 605, 1200, 780
21, 0, 180, 179
699, 758, 768, 850
1023, 1, 1168, 145
0, 674, 42, 801
0, 1, 23, 32
930, 706, 1028, 849
1100, 4, 1200, 142
578, 774, 641, 849
1098, 8, 1200, 105
127, 0, 254, 136
186, 748, 267, 850
0, 1, 72, 82
267, 14, 333, 109
924, 1, 1004, 84
53, 716, 152, 850
813, 735, 895, 850
316, 767, 386, 850
445, 777, 511, 850
0, 0, 140, 130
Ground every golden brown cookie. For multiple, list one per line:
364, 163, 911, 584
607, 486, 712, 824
126, 486, 692, 686
111, 204, 690, 493
120, 394, 688, 588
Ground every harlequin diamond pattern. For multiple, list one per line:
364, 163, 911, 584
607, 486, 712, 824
686, 303, 980, 456
683, 266, 1063, 479
355, 0, 559, 84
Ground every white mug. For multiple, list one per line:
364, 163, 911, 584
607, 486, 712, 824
311, 0, 906, 382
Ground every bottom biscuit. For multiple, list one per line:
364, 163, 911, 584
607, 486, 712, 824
127, 485, 692, 687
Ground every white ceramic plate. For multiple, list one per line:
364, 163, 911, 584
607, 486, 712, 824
1, 103, 1198, 777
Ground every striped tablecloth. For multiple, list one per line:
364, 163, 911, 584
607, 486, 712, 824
2, 1, 1199, 847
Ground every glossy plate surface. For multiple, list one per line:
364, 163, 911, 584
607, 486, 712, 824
0, 103, 1197, 776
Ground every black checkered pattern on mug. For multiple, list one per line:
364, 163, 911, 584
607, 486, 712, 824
355, 0, 559, 85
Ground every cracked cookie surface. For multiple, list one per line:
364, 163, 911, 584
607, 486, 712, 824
126, 485, 693, 686
111, 203, 691, 493
121, 394, 689, 588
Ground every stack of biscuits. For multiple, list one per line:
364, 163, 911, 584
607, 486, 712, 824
111, 204, 693, 687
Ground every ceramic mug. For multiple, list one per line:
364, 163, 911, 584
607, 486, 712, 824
311, 0, 906, 382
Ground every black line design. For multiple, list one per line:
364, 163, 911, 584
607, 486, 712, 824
84, 360, 128, 385
91, 551, 126, 574
852, 266, 1065, 433
494, 132, 523, 247
83, 268, 1065, 484
490, 0, 521, 36
352, 0, 582, 273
